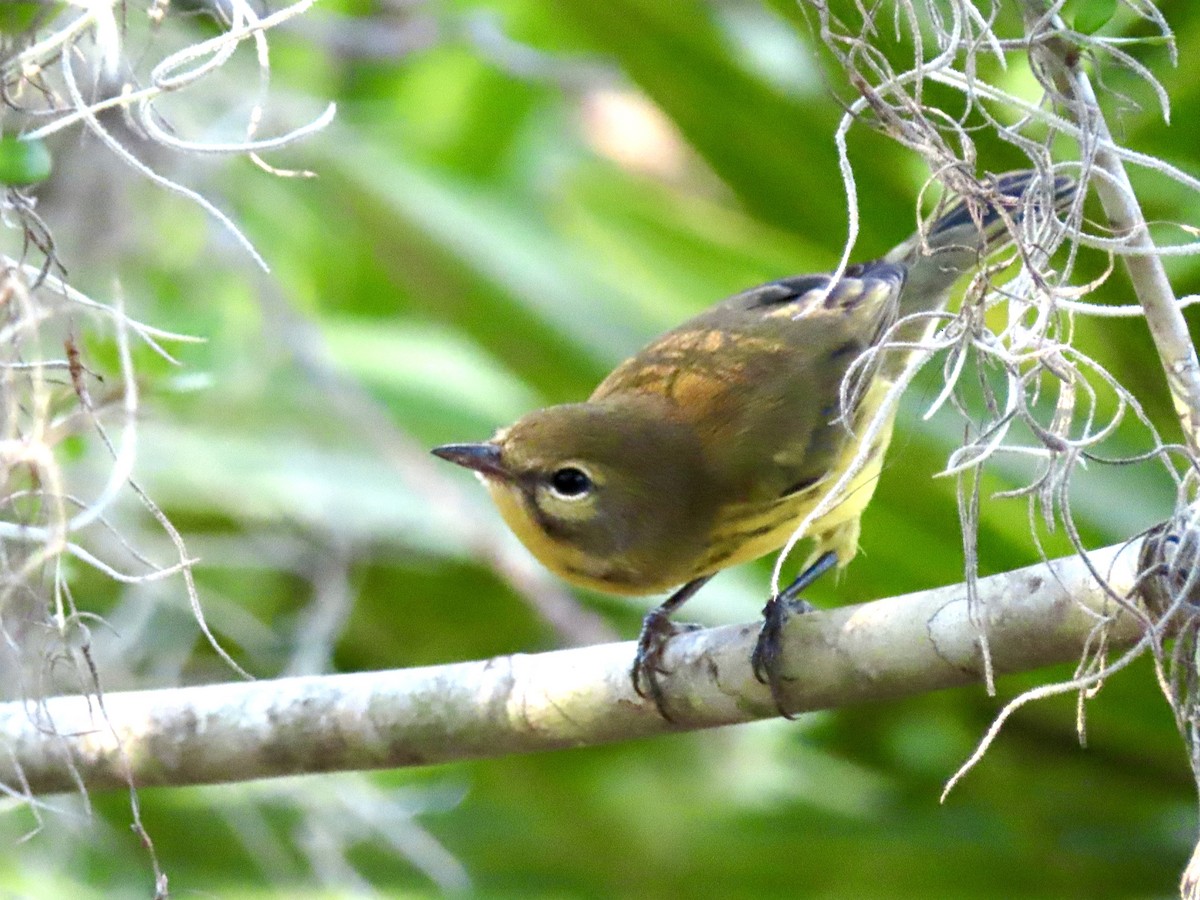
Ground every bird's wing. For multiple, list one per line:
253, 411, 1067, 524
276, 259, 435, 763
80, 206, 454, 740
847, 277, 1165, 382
591, 261, 907, 502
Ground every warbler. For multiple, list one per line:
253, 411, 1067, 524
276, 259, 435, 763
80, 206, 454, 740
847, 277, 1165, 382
434, 171, 1074, 716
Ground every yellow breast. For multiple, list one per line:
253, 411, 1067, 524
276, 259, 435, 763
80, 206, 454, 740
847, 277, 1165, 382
696, 378, 898, 577
485, 478, 690, 595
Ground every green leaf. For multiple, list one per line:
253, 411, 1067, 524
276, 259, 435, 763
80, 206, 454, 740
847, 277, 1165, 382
320, 317, 541, 425
1072, 0, 1118, 34
0, 136, 51, 185
550, 0, 910, 240
0, 1, 45, 34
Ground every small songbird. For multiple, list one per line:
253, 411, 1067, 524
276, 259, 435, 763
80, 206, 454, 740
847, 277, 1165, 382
434, 171, 1073, 717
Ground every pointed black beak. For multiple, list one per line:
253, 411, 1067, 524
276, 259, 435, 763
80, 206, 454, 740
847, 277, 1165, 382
431, 442, 509, 479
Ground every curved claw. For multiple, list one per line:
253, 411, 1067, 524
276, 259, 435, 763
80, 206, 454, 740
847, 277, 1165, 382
629, 576, 712, 720
751, 595, 798, 720
631, 608, 677, 718
751, 550, 836, 718
631, 613, 703, 720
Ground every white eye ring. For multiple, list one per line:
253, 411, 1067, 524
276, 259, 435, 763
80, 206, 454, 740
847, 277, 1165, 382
548, 466, 593, 500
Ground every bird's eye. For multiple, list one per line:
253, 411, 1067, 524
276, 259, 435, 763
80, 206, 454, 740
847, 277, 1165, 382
549, 466, 592, 499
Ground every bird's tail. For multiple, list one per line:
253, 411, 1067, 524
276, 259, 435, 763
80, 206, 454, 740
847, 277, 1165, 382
886, 170, 1077, 314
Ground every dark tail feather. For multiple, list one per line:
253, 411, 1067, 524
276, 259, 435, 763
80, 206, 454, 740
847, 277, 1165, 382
927, 171, 1075, 243
888, 170, 1077, 312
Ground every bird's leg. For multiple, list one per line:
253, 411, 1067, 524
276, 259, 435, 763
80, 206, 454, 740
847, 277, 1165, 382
632, 575, 712, 720
751, 550, 838, 719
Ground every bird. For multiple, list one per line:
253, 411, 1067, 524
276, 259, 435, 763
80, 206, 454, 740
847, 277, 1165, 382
433, 170, 1074, 718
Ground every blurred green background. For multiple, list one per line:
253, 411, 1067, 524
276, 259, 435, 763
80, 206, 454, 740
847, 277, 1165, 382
3, 0, 1200, 896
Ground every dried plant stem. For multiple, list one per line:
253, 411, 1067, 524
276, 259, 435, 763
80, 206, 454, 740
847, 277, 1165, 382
1021, 1, 1200, 456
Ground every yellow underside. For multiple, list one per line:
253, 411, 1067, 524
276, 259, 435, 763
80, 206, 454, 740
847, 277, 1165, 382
700, 390, 896, 578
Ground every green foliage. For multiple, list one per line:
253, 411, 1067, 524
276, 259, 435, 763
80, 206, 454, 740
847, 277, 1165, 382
1071, 0, 1120, 34
0, 135, 50, 185
0, 2, 49, 35
4, 0, 1199, 896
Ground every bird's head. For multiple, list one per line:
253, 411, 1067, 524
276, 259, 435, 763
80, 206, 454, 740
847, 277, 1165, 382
433, 399, 712, 594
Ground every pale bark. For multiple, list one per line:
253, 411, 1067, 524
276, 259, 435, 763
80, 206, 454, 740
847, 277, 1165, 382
0, 540, 1147, 795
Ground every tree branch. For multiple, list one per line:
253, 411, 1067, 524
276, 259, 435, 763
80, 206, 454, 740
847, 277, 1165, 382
1020, 0, 1200, 456
0, 540, 1149, 795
